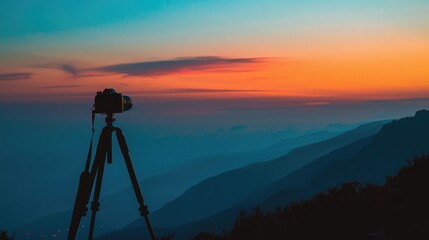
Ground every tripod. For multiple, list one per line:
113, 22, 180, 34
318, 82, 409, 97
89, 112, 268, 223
68, 114, 157, 240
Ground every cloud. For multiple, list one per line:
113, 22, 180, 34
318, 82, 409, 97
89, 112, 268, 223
36, 63, 78, 76
58, 64, 78, 75
40, 84, 82, 89
93, 56, 265, 77
0, 72, 33, 81
34, 56, 269, 78
303, 101, 330, 106
129, 88, 267, 95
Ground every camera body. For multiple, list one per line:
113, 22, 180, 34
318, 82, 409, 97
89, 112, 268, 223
93, 88, 132, 114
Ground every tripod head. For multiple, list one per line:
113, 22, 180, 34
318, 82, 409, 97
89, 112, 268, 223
104, 113, 115, 126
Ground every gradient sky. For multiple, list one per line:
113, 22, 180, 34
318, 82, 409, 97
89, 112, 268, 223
1, 0, 428, 103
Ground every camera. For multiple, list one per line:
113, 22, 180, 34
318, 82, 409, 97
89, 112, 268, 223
93, 88, 132, 114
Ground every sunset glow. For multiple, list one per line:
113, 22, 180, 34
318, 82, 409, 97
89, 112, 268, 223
1, 0, 428, 104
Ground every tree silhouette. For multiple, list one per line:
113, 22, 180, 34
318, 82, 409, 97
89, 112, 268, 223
193, 155, 429, 240
0, 230, 15, 240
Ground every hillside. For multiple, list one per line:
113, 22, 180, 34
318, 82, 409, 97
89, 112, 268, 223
123, 120, 388, 229
102, 129, 335, 216
104, 111, 429, 240
193, 155, 429, 240
13, 131, 336, 239
260, 109, 429, 209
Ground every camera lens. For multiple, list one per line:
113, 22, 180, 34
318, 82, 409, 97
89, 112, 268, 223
123, 96, 132, 111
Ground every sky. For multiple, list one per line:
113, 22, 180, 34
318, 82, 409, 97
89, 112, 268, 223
1, 0, 428, 102
1, 0, 429, 230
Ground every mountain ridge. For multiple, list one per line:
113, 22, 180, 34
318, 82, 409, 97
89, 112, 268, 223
13, 130, 337, 239
110, 110, 429, 240
128, 120, 389, 228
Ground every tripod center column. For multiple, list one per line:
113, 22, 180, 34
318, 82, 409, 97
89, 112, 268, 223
105, 113, 115, 127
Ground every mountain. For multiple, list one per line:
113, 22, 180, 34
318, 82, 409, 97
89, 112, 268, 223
195, 155, 429, 240
127, 120, 388, 229
12, 130, 336, 239
102, 130, 335, 214
244, 135, 374, 208
100, 110, 429, 240
172, 110, 429, 239
260, 109, 429, 210
87, 131, 335, 230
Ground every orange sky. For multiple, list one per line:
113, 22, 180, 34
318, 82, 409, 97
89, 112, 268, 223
1, 1, 429, 103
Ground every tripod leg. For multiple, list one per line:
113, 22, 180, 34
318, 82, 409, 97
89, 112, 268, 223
115, 128, 158, 240
107, 127, 113, 164
88, 151, 107, 240
68, 127, 109, 240
68, 171, 93, 240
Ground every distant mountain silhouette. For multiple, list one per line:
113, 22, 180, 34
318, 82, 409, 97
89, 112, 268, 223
100, 110, 429, 240
13, 131, 335, 239
194, 155, 429, 240
126, 120, 388, 229
243, 136, 374, 208
261, 109, 429, 210
99, 129, 335, 226
181, 110, 429, 239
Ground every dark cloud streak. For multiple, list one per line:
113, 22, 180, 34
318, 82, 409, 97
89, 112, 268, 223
36, 63, 78, 76
0, 72, 33, 81
58, 64, 78, 75
94, 56, 265, 77
129, 88, 267, 95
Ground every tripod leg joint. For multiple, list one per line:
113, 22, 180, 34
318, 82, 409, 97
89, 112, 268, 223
82, 207, 88, 216
139, 205, 149, 216
91, 201, 100, 212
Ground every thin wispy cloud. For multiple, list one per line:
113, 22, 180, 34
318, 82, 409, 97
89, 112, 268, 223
0, 72, 33, 81
58, 64, 78, 75
303, 101, 330, 106
129, 88, 267, 95
40, 84, 82, 89
93, 56, 266, 77
36, 63, 78, 76
36, 63, 111, 78
34, 57, 269, 79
